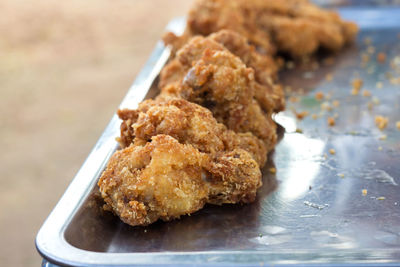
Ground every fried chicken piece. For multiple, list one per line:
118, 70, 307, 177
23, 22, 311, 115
118, 98, 267, 167
163, 30, 284, 111
98, 134, 261, 226
177, 0, 357, 58
158, 36, 278, 152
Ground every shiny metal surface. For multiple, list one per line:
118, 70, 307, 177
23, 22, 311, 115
36, 6, 400, 267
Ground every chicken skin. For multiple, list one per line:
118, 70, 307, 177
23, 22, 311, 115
98, 134, 261, 226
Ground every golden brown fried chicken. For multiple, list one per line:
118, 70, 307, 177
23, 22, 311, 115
158, 36, 278, 152
118, 98, 267, 167
98, 134, 261, 226
178, 0, 358, 58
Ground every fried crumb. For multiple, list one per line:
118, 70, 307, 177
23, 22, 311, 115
362, 90, 371, 97
377, 52, 386, 63
332, 100, 340, 107
376, 81, 383, 89
327, 117, 335, 126
289, 96, 299, 103
311, 114, 318, 120
378, 146, 383, 151
338, 173, 345, 178
375, 115, 388, 130
325, 73, 333, 81
379, 135, 387, 141
361, 53, 370, 64
269, 167, 276, 174
352, 78, 363, 91
321, 102, 332, 111
372, 97, 380, 105
367, 46, 375, 54
295, 111, 309, 120
295, 128, 303, 134
315, 91, 324, 101
329, 149, 336, 155
364, 37, 372, 45
377, 196, 386, 200
362, 189, 367, 196
396, 121, 400, 130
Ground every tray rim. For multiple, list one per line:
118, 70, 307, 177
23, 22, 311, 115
36, 8, 400, 267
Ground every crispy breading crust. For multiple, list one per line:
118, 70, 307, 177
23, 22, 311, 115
118, 98, 267, 167
98, 135, 261, 226
186, 0, 358, 58
158, 36, 278, 152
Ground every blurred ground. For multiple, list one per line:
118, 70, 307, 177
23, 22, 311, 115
0, 0, 192, 266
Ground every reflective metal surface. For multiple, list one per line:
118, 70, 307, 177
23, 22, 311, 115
36, 5, 400, 267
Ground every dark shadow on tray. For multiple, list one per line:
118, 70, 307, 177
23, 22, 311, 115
65, 156, 278, 253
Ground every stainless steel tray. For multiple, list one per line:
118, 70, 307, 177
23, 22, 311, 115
36, 4, 400, 267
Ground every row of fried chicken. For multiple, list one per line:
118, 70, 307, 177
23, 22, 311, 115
97, 0, 357, 226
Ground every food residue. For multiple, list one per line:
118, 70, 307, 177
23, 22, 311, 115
377, 197, 386, 201
375, 115, 388, 130
377, 52, 386, 63
362, 189, 367, 196
327, 117, 335, 126
269, 167, 276, 174
329, 149, 336, 155
362, 90, 371, 97
295, 110, 309, 120
315, 91, 324, 101
351, 78, 363, 95
396, 121, 400, 130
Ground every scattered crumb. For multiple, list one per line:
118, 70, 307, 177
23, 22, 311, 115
364, 37, 372, 45
351, 88, 359, 95
329, 149, 336, 155
315, 92, 324, 101
362, 189, 367, 196
376, 81, 383, 89
325, 73, 333, 81
352, 78, 363, 93
367, 102, 373, 110
361, 53, 370, 64
377, 196, 386, 200
295, 128, 303, 134
332, 100, 340, 108
367, 46, 375, 54
378, 146, 383, 151
396, 121, 400, 130
338, 173, 345, 178
327, 117, 335, 126
269, 167, 276, 174
289, 96, 299, 103
375, 115, 388, 130
311, 114, 318, 120
321, 102, 332, 111
362, 90, 371, 97
379, 135, 387, 141
295, 110, 309, 120
333, 113, 339, 119
372, 97, 380, 105
377, 52, 386, 63
285, 85, 293, 93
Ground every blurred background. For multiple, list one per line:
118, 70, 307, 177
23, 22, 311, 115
0, 0, 192, 266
